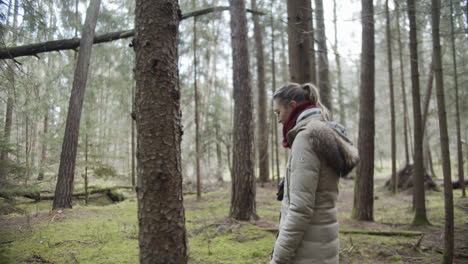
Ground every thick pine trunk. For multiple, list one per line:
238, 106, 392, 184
407, 0, 429, 226
229, 0, 258, 221
314, 0, 331, 110
286, 0, 312, 83
431, 0, 454, 262
352, 0, 374, 222
134, 0, 188, 263
252, 0, 269, 184
394, 2, 411, 165
385, 0, 397, 194
0, 64, 14, 183
449, 0, 465, 197
52, 0, 101, 209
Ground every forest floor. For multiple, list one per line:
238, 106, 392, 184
0, 178, 467, 264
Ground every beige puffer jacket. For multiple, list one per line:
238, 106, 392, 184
273, 112, 359, 264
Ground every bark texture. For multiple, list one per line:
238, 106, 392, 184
229, 0, 258, 221
252, 0, 269, 184
314, 0, 331, 110
333, 0, 345, 126
431, 0, 454, 261
286, 0, 313, 83
406, 0, 429, 226
449, 0, 465, 197
134, 0, 188, 263
53, 0, 101, 209
352, 0, 374, 221
395, 1, 410, 165
385, 0, 397, 194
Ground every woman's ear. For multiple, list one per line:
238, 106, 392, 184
288, 100, 297, 109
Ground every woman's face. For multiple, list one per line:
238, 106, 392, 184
273, 100, 296, 125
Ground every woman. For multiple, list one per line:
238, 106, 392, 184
270, 83, 359, 264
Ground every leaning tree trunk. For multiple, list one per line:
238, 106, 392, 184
449, 0, 465, 197
134, 0, 188, 263
52, 0, 101, 209
314, 0, 331, 110
395, 1, 411, 165
286, 0, 313, 83
385, 0, 397, 194
431, 0, 454, 262
229, 0, 258, 221
407, 0, 429, 226
252, 0, 269, 184
352, 0, 374, 222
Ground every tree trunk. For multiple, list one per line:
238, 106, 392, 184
449, 0, 465, 197
252, 0, 269, 184
385, 0, 397, 194
431, 0, 454, 261
286, 0, 312, 83
422, 57, 434, 134
407, 0, 429, 226
52, 0, 101, 210
333, 0, 345, 126
193, 14, 202, 200
131, 85, 136, 187
307, 0, 317, 85
314, 0, 331, 110
394, 1, 410, 165
37, 111, 48, 181
352, 0, 374, 222
270, 0, 280, 184
228, 0, 258, 221
134, 0, 188, 263
0, 0, 18, 183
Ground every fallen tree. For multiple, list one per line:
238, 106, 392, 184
0, 6, 265, 60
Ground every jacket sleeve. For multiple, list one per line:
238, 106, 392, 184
273, 133, 320, 264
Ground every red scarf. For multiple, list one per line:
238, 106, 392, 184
282, 100, 316, 148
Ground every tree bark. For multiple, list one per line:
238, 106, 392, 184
52, 0, 101, 210
314, 0, 331, 110
421, 57, 434, 134
0, 0, 18, 183
228, 0, 258, 221
407, 0, 429, 226
134, 0, 188, 263
193, 13, 202, 199
252, 0, 269, 184
307, 0, 317, 85
394, 1, 410, 165
37, 110, 48, 181
449, 0, 465, 197
431, 0, 454, 262
131, 85, 136, 187
0, 6, 264, 60
333, 0, 345, 126
352, 0, 374, 222
286, 0, 313, 83
385, 0, 397, 194
270, 0, 280, 184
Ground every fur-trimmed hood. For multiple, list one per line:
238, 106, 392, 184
286, 113, 359, 177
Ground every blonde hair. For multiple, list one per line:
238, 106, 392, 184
273, 82, 331, 121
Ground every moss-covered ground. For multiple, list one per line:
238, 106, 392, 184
0, 179, 467, 264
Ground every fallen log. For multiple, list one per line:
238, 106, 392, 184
0, 6, 265, 60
